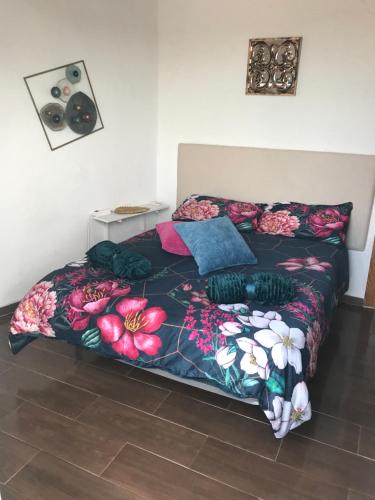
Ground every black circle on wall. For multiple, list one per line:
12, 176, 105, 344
66, 91, 97, 135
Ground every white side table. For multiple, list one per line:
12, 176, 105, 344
88, 202, 169, 248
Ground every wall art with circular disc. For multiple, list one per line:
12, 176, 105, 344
24, 60, 104, 151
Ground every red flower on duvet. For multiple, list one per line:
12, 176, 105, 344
66, 281, 131, 331
97, 297, 167, 360
227, 202, 258, 225
308, 208, 349, 239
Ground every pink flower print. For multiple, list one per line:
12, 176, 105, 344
173, 199, 220, 221
66, 270, 87, 287
182, 283, 193, 292
227, 202, 258, 225
258, 210, 300, 237
66, 280, 131, 331
191, 291, 211, 307
10, 281, 57, 337
308, 208, 349, 239
277, 257, 332, 272
53, 274, 65, 284
97, 297, 166, 359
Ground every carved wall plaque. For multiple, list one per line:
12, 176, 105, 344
246, 37, 302, 95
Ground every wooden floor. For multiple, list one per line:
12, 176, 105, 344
0, 303, 374, 499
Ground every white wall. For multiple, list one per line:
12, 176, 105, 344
156, 0, 375, 298
0, 0, 158, 307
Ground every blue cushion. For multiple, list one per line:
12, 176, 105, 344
175, 216, 257, 275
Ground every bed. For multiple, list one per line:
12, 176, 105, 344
8, 144, 375, 438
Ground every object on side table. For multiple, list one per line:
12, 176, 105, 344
113, 206, 150, 215
89, 202, 169, 247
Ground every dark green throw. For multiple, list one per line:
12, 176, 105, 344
206, 272, 296, 305
86, 240, 152, 280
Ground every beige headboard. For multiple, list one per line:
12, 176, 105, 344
177, 144, 375, 251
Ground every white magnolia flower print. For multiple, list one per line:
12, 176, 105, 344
290, 381, 312, 430
236, 337, 269, 379
264, 395, 284, 431
272, 382, 312, 438
218, 303, 249, 313
215, 346, 236, 369
238, 310, 282, 329
254, 320, 305, 374
219, 321, 242, 336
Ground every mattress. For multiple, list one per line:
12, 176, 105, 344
8, 229, 349, 438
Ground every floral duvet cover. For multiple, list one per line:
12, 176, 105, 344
9, 230, 349, 438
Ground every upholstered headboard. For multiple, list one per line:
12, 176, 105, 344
177, 144, 375, 251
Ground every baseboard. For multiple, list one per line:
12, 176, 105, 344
341, 294, 364, 307
0, 302, 18, 317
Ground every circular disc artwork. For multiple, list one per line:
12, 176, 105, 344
50, 86, 61, 98
56, 78, 73, 102
66, 91, 97, 135
66, 65, 81, 84
40, 103, 66, 131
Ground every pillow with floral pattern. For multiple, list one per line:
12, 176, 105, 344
172, 194, 263, 232
256, 201, 353, 246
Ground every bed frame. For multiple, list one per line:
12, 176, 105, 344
126, 144, 375, 403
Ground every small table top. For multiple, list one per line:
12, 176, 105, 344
91, 202, 169, 224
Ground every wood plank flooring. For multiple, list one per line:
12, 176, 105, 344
0, 303, 374, 499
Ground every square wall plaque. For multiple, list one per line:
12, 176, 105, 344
245, 37, 302, 95
24, 60, 104, 151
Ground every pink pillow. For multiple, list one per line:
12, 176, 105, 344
156, 221, 192, 256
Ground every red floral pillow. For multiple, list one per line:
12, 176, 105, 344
257, 201, 353, 246
172, 194, 263, 232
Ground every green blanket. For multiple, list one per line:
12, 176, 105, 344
86, 240, 152, 280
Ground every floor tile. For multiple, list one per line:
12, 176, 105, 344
0, 366, 96, 419
310, 387, 375, 431
0, 402, 122, 474
0, 431, 37, 483
226, 399, 270, 424
62, 363, 169, 413
9, 346, 78, 380
0, 389, 23, 419
103, 443, 254, 500
192, 437, 348, 500
359, 427, 375, 460
31, 337, 98, 362
0, 331, 15, 363
347, 490, 375, 500
277, 433, 375, 497
155, 392, 278, 459
87, 356, 133, 376
292, 411, 360, 453
0, 359, 11, 374
0, 485, 32, 500
128, 366, 231, 409
79, 397, 206, 466
8, 452, 143, 500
